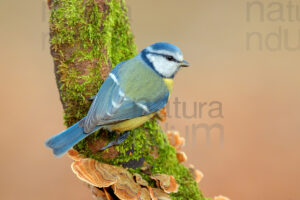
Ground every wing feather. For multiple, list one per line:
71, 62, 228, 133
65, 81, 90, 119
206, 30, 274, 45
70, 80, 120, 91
83, 58, 169, 133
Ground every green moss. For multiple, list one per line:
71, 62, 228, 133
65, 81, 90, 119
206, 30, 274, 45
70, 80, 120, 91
123, 120, 204, 200
50, 0, 136, 126
50, 0, 205, 199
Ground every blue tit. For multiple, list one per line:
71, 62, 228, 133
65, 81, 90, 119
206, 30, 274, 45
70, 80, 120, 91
45, 42, 190, 156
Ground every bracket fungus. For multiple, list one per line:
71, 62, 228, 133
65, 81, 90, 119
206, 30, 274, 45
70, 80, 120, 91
214, 195, 230, 200
68, 149, 86, 161
71, 159, 118, 188
148, 187, 172, 200
166, 131, 185, 151
133, 173, 149, 187
71, 158, 141, 199
176, 151, 187, 163
70, 153, 177, 200
91, 186, 114, 200
138, 188, 152, 200
188, 164, 204, 183
150, 174, 179, 194
111, 172, 141, 200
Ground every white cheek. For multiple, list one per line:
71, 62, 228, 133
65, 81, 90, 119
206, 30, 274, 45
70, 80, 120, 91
146, 54, 179, 77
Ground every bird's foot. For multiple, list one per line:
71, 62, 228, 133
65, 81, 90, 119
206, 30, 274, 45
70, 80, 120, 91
99, 131, 130, 151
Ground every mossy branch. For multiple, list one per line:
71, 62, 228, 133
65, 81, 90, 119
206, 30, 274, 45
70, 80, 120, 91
49, 0, 205, 199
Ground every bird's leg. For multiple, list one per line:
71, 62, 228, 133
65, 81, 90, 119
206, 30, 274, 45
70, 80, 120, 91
99, 131, 131, 151
115, 131, 131, 145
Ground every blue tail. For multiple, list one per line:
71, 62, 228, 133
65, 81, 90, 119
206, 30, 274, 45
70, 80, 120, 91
45, 121, 100, 157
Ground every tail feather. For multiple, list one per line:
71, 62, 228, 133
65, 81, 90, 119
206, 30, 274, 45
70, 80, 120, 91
45, 122, 99, 157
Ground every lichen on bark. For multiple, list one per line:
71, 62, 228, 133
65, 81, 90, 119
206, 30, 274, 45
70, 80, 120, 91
49, 0, 206, 199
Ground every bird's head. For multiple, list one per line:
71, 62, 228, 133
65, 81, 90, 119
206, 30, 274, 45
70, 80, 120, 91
140, 42, 190, 78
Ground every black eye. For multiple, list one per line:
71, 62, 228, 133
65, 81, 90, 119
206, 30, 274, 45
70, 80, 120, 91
166, 55, 175, 61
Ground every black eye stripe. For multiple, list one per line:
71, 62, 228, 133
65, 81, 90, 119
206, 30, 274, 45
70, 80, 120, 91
147, 51, 181, 63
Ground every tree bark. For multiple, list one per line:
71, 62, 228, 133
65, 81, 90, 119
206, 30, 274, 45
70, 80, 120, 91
48, 0, 205, 199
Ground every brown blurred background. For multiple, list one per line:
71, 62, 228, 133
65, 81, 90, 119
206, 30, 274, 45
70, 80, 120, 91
1, 0, 300, 199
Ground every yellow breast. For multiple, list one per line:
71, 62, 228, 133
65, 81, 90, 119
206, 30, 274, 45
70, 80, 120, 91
163, 78, 174, 93
107, 114, 155, 132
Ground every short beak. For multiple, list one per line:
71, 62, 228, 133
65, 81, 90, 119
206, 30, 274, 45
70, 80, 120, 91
180, 60, 190, 67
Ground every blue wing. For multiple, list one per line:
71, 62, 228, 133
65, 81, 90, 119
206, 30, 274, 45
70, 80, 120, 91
82, 58, 169, 133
